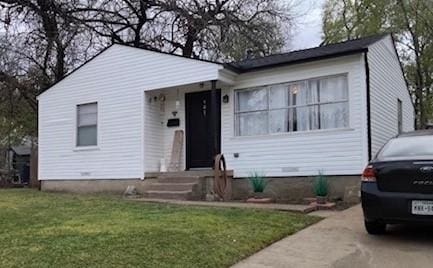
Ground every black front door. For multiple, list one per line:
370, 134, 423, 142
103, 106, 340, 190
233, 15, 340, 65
185, 90, 221, 169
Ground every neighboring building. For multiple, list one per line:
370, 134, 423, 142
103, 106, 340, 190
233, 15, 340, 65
0, 145, 31, 185
10, 145, 31, 184
37, 34, 414, 202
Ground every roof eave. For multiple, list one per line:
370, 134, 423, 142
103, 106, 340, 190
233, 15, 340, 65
228, 48, 369, 74
37, 44, 116, 98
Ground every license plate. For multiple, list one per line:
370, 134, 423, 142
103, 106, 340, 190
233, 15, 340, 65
412, 200, 433, 215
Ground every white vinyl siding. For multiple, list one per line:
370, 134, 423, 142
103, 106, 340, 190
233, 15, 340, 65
368, 35, 415, 157
38, 45, 224, 180
143, 91, 165, 172
39, 35, 410, 181
222, 55, 369, 177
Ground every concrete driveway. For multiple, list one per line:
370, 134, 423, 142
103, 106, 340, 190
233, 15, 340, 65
233, 205, 433, 268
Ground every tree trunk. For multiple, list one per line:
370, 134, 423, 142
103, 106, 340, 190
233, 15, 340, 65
55, 41, 65, 82
182, 28, 196, 57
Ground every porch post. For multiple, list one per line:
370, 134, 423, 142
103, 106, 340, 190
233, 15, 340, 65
210, 80, 218, 159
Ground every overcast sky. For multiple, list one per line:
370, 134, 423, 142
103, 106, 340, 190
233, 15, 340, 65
288, 0, 325, 50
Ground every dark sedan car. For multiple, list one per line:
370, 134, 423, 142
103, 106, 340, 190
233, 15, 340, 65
361, 130, 433, 234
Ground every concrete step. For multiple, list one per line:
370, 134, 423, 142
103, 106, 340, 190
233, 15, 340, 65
145, 170, 234, 179
143, 190, 192, 200
146, 182, 197, 192
157, 176, 200, 184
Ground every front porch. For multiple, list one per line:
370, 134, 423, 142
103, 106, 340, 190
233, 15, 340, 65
142, 79, 234, 200
143, 80, 232, 174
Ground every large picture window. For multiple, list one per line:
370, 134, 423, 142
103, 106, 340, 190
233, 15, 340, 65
77, 102, 98, 146
235, 75, 349, 136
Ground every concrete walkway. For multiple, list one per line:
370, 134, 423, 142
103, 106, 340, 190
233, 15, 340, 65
131, 198, 314, 213
232, 205, 433, 268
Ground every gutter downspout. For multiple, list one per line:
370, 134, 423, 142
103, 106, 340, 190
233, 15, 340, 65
364, 51, 372, 161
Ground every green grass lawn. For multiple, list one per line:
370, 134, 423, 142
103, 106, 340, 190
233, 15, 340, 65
0, 189, 319, 268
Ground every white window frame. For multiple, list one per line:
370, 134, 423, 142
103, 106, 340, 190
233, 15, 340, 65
75, 102, 98, 148
397, 99, 403, 134
234, 74, 349, 136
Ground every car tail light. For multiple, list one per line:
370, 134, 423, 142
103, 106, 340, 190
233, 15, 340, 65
362, 165, 376, 182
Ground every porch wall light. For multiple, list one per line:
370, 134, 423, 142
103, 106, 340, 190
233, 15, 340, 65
222, 94, 229, 104
175, 89, 180, 109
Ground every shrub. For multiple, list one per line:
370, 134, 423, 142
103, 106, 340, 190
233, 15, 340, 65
313, 171, 328, 197
248, 171, 267, 193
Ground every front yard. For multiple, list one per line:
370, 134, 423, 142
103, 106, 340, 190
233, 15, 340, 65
0, 189, 318, 268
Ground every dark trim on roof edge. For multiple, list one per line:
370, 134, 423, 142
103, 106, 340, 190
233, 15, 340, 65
222, 63, 240, 73
106, 43, 244, 73
113, 43, 226, 66
37, 43, 231, 97
228, 48, 368, 74
37, 44, 115, 96
38, 34, 385, 96
364, 52, 372, 161
234, 33, 389, 65
38, 47, 368, 96
115, 44, 242, 73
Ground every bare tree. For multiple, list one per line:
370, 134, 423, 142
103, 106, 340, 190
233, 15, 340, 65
67, 0, 294, 61
0, 0, 297, 145
154, 0, 293, 60
67, 0, 160, 48
0, 0, 96, 143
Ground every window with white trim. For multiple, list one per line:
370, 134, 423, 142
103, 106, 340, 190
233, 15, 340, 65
77, 102, 97, 146
397, 99, 403, 134
235, 75, 349, 136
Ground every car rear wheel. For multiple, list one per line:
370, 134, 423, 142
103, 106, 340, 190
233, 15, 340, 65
364, 220, 386, 235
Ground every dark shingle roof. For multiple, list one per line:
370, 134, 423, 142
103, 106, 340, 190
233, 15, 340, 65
38, 34, 388, 96
227, 34, 388, 73
11, 146, 31, 156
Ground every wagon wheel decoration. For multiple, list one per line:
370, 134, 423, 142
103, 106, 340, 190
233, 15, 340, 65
213, 154, 231, 201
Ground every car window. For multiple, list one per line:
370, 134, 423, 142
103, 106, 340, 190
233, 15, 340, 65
377, 136, 433, 160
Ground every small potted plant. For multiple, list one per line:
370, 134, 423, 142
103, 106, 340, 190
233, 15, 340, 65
313, 171, 328, 204
246, 172, 272, 203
